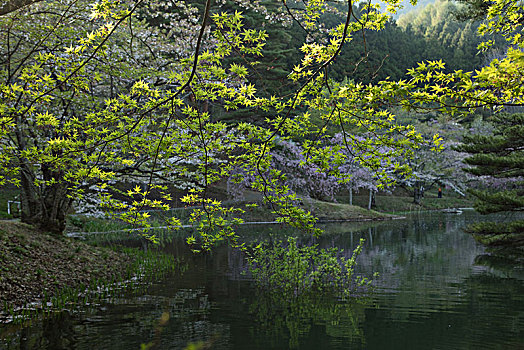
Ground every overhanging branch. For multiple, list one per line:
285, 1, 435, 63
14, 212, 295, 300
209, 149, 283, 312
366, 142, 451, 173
0, 0, 44, 16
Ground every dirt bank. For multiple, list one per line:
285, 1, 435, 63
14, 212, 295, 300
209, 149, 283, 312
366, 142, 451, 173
0, 220, 133, 311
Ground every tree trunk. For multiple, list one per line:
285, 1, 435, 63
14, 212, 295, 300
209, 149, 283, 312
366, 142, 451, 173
367, 189, 376, 210
413, 181, 422, 205
19, 163, 72, 234
348, 184, 353, 206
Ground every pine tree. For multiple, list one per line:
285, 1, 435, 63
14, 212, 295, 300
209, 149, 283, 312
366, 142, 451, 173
453, 0, 493, 21
456, 113, 524, 247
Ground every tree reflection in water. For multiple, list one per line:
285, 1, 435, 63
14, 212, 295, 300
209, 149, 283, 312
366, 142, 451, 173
248, 285, 371, 348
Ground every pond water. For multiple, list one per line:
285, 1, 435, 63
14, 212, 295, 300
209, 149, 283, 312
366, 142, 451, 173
1, 211, 523, 349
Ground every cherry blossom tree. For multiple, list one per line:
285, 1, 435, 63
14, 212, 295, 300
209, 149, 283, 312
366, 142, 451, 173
9, 0, 523, 248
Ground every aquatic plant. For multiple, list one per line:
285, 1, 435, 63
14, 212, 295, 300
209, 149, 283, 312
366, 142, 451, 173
247, 237, 376, 299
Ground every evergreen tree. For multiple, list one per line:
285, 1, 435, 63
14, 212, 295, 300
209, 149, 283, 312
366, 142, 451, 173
456, 113, 524, 247
397, 0, 491, 71
214, 0, 305, 124
453, 0, 493, 21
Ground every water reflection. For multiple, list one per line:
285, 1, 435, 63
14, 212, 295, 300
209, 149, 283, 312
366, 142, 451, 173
1, 211, 523, 349
248, 290, 369, 349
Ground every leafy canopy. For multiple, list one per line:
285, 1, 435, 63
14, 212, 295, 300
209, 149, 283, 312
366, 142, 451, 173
1, 0, 522, 247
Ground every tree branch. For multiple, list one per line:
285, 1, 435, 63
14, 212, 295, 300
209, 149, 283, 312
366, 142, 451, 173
0, 0, 44, 16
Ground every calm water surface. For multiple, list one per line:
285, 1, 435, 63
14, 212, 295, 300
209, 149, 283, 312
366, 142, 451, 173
1, 211, 523, 349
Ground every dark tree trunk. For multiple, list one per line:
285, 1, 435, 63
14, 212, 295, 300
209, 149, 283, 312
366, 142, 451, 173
19, 162, 72, 234
413, 181, 423, 205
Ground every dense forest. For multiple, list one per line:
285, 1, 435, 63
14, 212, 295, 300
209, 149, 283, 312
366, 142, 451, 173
147, 0, 506, 123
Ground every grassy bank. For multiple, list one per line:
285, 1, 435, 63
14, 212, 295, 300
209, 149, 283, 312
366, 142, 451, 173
336, 191, 474, 214
0, 220, 179, 323
303, 199, 397, 221
63, 198, 397, 236
229, 197, 398, 223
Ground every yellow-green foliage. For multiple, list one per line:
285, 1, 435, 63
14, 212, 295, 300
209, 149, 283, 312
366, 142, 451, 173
0, 0, 521, 247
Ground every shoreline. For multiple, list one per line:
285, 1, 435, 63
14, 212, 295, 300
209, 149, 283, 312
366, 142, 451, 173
67, 215, 406, 238
0, 199, 473, 318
